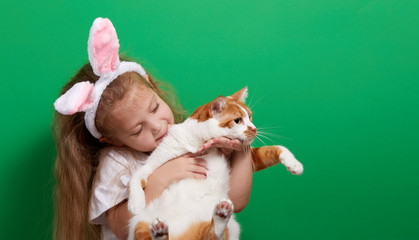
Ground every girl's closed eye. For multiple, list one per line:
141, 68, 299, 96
152, 103, 160, 113
133, 125, 143, 136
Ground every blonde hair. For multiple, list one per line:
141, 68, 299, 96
52, 60, 187, 240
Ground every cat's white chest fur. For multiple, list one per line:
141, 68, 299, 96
129, 149, 235, 237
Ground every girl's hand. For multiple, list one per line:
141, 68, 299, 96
153, 153, 208, 185
198, 137, 253, 213
144, 153, 207, 204
198, 137, 243, 155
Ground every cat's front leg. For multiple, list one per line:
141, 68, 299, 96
128, 166, 152, 215
252, 146, 303, 175
277, 146, 303, 175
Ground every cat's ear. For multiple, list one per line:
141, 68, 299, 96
229, 87, 248, 103
211, 96, 226, 116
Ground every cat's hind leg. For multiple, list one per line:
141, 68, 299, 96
149, 218, 169, 240
212, 199, 234, 240
132, 221, 153, 240
172, 200, 233, 240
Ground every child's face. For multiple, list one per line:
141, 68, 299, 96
106, 85, 175, 152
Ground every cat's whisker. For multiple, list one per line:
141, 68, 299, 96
257, 131, 282, 139
257, 131, 293, 143
243, 144, 250, 156
255, 135, 267, 146
248, 91, 256, 109
256, 125, 283, 131
248, 95, 264, 110
256, 127, 282, 132
257, 133, 274, 143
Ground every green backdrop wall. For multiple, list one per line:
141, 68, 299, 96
1, 0, 418, 239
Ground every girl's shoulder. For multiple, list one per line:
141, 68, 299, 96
89, 148, 147, 224
99, 147, 147, 172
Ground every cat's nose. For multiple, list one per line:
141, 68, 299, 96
249, 124, 257, 132
246, 126, 257, 137
250, 127, 257, 134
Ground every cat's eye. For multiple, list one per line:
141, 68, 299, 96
234, 118, 242, 124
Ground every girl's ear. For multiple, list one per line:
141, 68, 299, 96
88, 17, 120, 76
99, 137, 123, 146
229, 87, 248, 103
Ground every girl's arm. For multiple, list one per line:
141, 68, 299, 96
198, 137, 253, 213
228, 149, 253, 213
106, 200, 131, 240
106, 155, 207, 239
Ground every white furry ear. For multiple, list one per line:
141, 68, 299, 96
229, 87, 248, 103
88, 17, 120, 76
54, 81, 94, 115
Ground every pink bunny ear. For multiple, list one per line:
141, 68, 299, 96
54, 81, 94, 115
88, 17, 120, 76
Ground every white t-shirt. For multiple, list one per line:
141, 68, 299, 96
89, 149, 146, 240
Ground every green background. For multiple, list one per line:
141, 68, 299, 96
1, 0, 418, 239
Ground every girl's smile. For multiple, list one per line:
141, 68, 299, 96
156, 127, 169, 144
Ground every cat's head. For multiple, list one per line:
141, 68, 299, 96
190, 87, 257, 145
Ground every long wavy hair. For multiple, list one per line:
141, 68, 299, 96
52, 60, 187, 240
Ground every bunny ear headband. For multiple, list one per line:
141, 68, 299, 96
54, 17, 147, 139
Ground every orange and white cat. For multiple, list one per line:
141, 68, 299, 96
128, 87, 303, 240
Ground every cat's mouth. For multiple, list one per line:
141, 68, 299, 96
240, 137, 255, 147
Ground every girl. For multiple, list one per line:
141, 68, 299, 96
52, 18, 253, 240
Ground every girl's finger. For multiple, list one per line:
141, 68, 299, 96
212, 138, 242, 150
190, 172, 206, 180
192, 158, 207, 168
198, 140, 215, 153
189, 164, 207, 175
220, 148, 234, 155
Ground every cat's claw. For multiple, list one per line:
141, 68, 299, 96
149, 218, 168, 240
278, 146, 304, 175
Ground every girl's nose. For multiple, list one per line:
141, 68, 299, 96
148, 119, 161, 134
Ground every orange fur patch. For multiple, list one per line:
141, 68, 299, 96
251, 146, 283, 172
189, 98, 216, 122
190, 94, 252, 129
141, 179, 146, 189
133, 221, 153, 240
172, 220, 229, 240
133, 220, 229, 240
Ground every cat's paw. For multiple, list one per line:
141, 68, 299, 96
214, 199, 234, 219
212, 199, 234, 239
128, 199, 142, 215
278, 146, 304, 175
149, 218, 168, 240
128, 191, 146, 215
